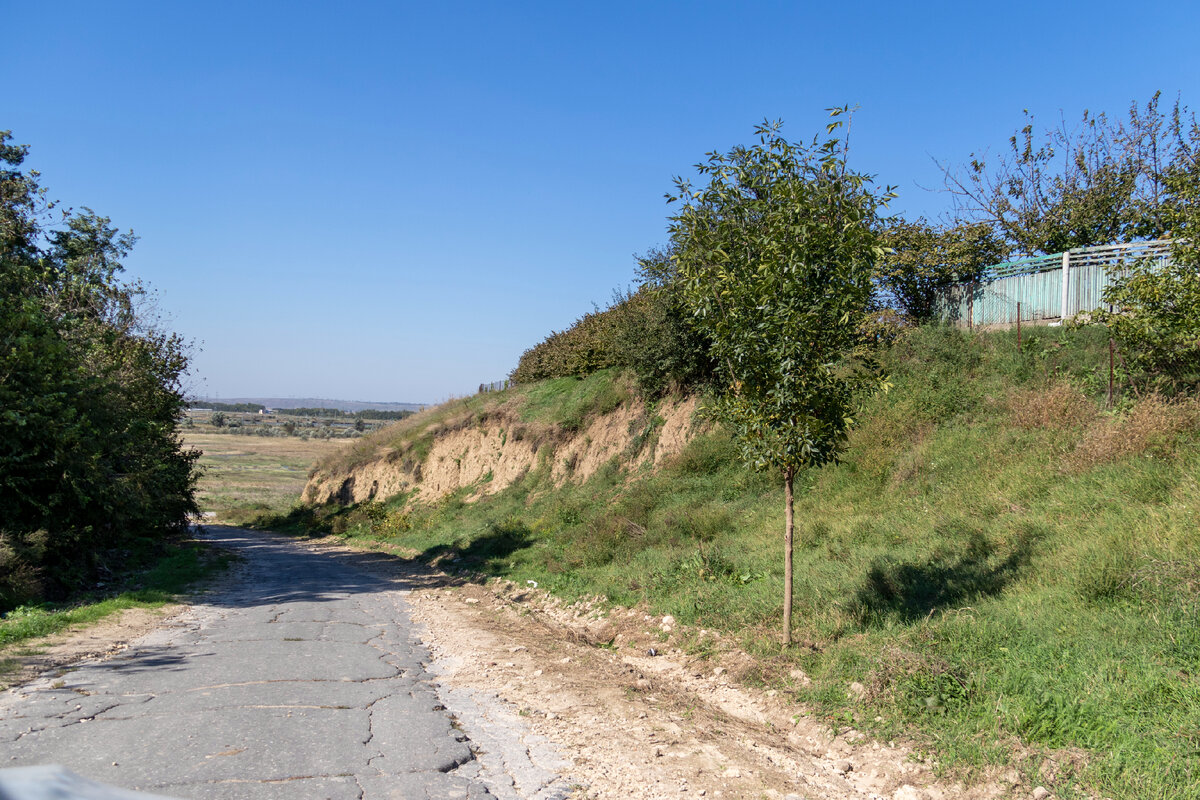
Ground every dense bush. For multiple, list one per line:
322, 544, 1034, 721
1098, 114, 1200, 391
510, 249, 714, 396
509, 303, 625, 384
0, 131, 197, 611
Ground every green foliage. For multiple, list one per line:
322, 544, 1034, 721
265, 324, 1200, 798
876, 219, 1008, 320
510, 304, 625, 383
191, 401, 265, 412
667, 114, 892, 473
1098, 111, 1200, 390
0, 541, 225, 661
613, 249, 715, 397
943, 94, 1188, 255
508, 250, 713, 396
0, 130, 197, 611
664, 113, 893, 644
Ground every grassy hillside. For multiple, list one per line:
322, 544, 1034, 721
265, 325, 1200, 800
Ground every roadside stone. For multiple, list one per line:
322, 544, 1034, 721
834, 760, 852, 774
893, 786, 924, 800
788, 668, 813, 687
1032, 788, 1051, 800
847, 681, 867, 700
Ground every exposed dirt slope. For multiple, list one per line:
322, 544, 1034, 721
302, 394, 700, 507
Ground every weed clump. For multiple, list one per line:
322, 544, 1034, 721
1068, 396, 1200, 470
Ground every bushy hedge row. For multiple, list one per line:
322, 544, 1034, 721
511, 267, 714, 398
1, 132, 197, 611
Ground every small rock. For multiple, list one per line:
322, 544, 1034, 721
647, 647, 659, 657
712, 667, 726, 677
464, 598, 479, 605
834, 760, 852, 774
662, 615, 676, 626
532, 669, 543, 677
560, 657, 571, 664
638, 711, 647, 719
1032, 788, 1051, 800
892, 786, 923, 800
788, 668, 813, 687
723, 767, 741, 779
847, 681, 867, 700
509, 645, 527, 652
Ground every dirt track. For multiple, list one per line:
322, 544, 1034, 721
406, 575, 1017, 800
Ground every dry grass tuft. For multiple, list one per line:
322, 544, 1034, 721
1067, 396, 1200, 471
1007, 383, 1098, 431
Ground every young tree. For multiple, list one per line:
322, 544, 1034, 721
667, 114, 893, 645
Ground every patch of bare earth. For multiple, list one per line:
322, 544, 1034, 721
407, 579, 1016, 800
0, 605, 184, 690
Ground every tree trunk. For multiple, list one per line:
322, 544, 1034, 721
783, 465, 794, 646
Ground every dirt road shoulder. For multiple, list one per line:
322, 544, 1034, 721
406, 578, 1015, 800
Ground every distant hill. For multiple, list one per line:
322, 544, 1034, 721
193, 397, 427, 413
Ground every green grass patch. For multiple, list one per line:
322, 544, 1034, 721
261, 325, 1200, 800
0, 541, 230, 657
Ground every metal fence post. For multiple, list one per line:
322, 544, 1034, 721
1108, 338, 1115, 408
1060, 250, 1071, 320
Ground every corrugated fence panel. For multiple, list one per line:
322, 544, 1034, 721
934, 240, 1175, 328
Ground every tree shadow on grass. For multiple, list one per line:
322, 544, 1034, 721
419, 518, 534, 573
850, 532, 1035, 626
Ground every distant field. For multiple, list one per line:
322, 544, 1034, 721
183, 432, 348, 523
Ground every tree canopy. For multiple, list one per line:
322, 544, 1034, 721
0, 130, 198, 610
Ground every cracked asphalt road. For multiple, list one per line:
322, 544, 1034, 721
0, 526, 524, 799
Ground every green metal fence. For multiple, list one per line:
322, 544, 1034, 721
935, 240, 1174, 328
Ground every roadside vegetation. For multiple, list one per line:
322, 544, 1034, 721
1, 131, 200, 613
0, 539, 229, 683
265, 97, 1200, 799
265, 328, 1200, 799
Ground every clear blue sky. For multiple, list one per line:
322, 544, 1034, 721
5, 1, 1197, 403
